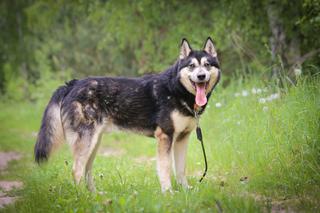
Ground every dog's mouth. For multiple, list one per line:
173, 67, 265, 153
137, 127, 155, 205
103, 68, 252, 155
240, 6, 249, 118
190, 80, 209, 107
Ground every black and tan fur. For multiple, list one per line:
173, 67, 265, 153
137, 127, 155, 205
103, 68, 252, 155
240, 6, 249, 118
34, 37, 221, 192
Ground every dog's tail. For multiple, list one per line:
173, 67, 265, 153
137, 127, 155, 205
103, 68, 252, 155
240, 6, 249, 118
34, 80, 77, 163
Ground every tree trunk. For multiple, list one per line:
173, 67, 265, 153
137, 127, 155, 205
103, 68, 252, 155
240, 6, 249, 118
266, 0, 287, 78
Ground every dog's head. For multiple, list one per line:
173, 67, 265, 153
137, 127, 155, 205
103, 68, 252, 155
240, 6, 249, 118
178, 37, 220, 107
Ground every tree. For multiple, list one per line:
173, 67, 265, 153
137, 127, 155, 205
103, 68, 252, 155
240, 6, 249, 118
0, 0, 319, 99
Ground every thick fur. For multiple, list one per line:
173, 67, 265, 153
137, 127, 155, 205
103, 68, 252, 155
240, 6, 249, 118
34, 38, 221, 192
34, 80, 77, 162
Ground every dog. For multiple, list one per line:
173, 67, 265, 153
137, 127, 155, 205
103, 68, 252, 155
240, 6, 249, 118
34, 37, 220, 192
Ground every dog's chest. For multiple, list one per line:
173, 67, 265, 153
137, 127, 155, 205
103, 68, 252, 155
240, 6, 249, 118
170, 110, 196, 137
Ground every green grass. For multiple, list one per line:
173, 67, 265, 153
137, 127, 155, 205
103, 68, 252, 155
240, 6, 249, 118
0, 76, 319, 212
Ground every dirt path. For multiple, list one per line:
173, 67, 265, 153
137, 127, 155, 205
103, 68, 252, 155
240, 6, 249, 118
99, 147, 126, 157
0, 151, 23, 208
133, 156, 156, 165
0, 152, 22, 171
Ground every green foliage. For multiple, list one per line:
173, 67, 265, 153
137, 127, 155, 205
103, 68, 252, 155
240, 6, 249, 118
1, 0, 319, 100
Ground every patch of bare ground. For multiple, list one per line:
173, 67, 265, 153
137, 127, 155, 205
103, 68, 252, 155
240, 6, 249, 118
0, 151, 23, 208
191, 171, 308, 212
242, 192, 305, 213
269, 199, 297, 213
0, 181, 23, 192
0, 182, 22, 208
99, 147, 126, 157
133, 156, 156, 165
0, 197, 18, 208
0, 152, 22, 171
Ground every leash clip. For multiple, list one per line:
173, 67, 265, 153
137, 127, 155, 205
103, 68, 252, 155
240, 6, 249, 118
193, 104, 202, 127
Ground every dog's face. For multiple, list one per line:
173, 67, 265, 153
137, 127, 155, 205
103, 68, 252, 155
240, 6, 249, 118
178, 37, 220, 106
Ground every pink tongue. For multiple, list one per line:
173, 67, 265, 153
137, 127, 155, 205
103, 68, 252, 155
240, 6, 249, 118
195, 83, 207, 106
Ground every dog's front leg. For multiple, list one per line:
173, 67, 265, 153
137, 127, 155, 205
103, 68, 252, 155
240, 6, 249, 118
173, 133, 190, 188
155, 127, 172, 193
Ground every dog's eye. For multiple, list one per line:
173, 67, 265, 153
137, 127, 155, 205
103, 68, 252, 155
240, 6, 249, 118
189, 64, 195, 69
204, 62, 210, 68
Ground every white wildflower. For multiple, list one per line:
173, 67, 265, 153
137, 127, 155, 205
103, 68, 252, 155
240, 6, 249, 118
236, 121, 241, 125
256, 88, 262, 94
266, 96, 273, 102
294, 68, 302, 76
262, 93, 280, 102
242, 90, 249, 97
251, 88, 257, 94
223, 118, 230, 123
259, 98, 266, 103
270, 93, 280, 100
215, 102, 222, 108
263, 106, 268, 112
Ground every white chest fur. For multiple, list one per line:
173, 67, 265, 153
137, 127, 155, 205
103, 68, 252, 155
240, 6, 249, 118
170, 110, 196, 141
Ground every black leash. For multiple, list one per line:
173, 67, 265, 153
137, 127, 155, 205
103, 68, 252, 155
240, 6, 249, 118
194, 110, 208, 182
180, 101, 208, 182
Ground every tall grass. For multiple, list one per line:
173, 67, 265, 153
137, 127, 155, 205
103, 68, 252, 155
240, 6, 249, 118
0, 76, 319, 212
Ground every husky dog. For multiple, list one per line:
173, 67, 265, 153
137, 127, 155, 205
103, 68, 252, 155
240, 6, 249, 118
34, 37, 220, 192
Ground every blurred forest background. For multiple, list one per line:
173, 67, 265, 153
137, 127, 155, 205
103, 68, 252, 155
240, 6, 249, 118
0, 0, 319, 100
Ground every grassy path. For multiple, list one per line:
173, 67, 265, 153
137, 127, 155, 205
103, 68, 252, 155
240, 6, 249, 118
0, 78, 319, 212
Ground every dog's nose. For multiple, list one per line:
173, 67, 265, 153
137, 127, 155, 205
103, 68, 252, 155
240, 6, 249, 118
197, 74, 206, 81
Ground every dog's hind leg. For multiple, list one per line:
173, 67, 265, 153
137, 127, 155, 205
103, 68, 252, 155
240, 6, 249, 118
173, 133, 190, 188
85, 132, 102, 192
68, 125, 103, 191
155, 127, 173, 193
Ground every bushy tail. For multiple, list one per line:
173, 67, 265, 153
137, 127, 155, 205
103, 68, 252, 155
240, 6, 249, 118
34, 80, 77, 163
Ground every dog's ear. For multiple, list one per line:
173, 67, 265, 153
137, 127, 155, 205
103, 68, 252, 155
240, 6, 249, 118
203, 37, 217, 57
180, 38, 192, 59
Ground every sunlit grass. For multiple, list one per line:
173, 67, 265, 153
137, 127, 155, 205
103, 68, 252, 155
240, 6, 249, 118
0, 76, 319, 212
